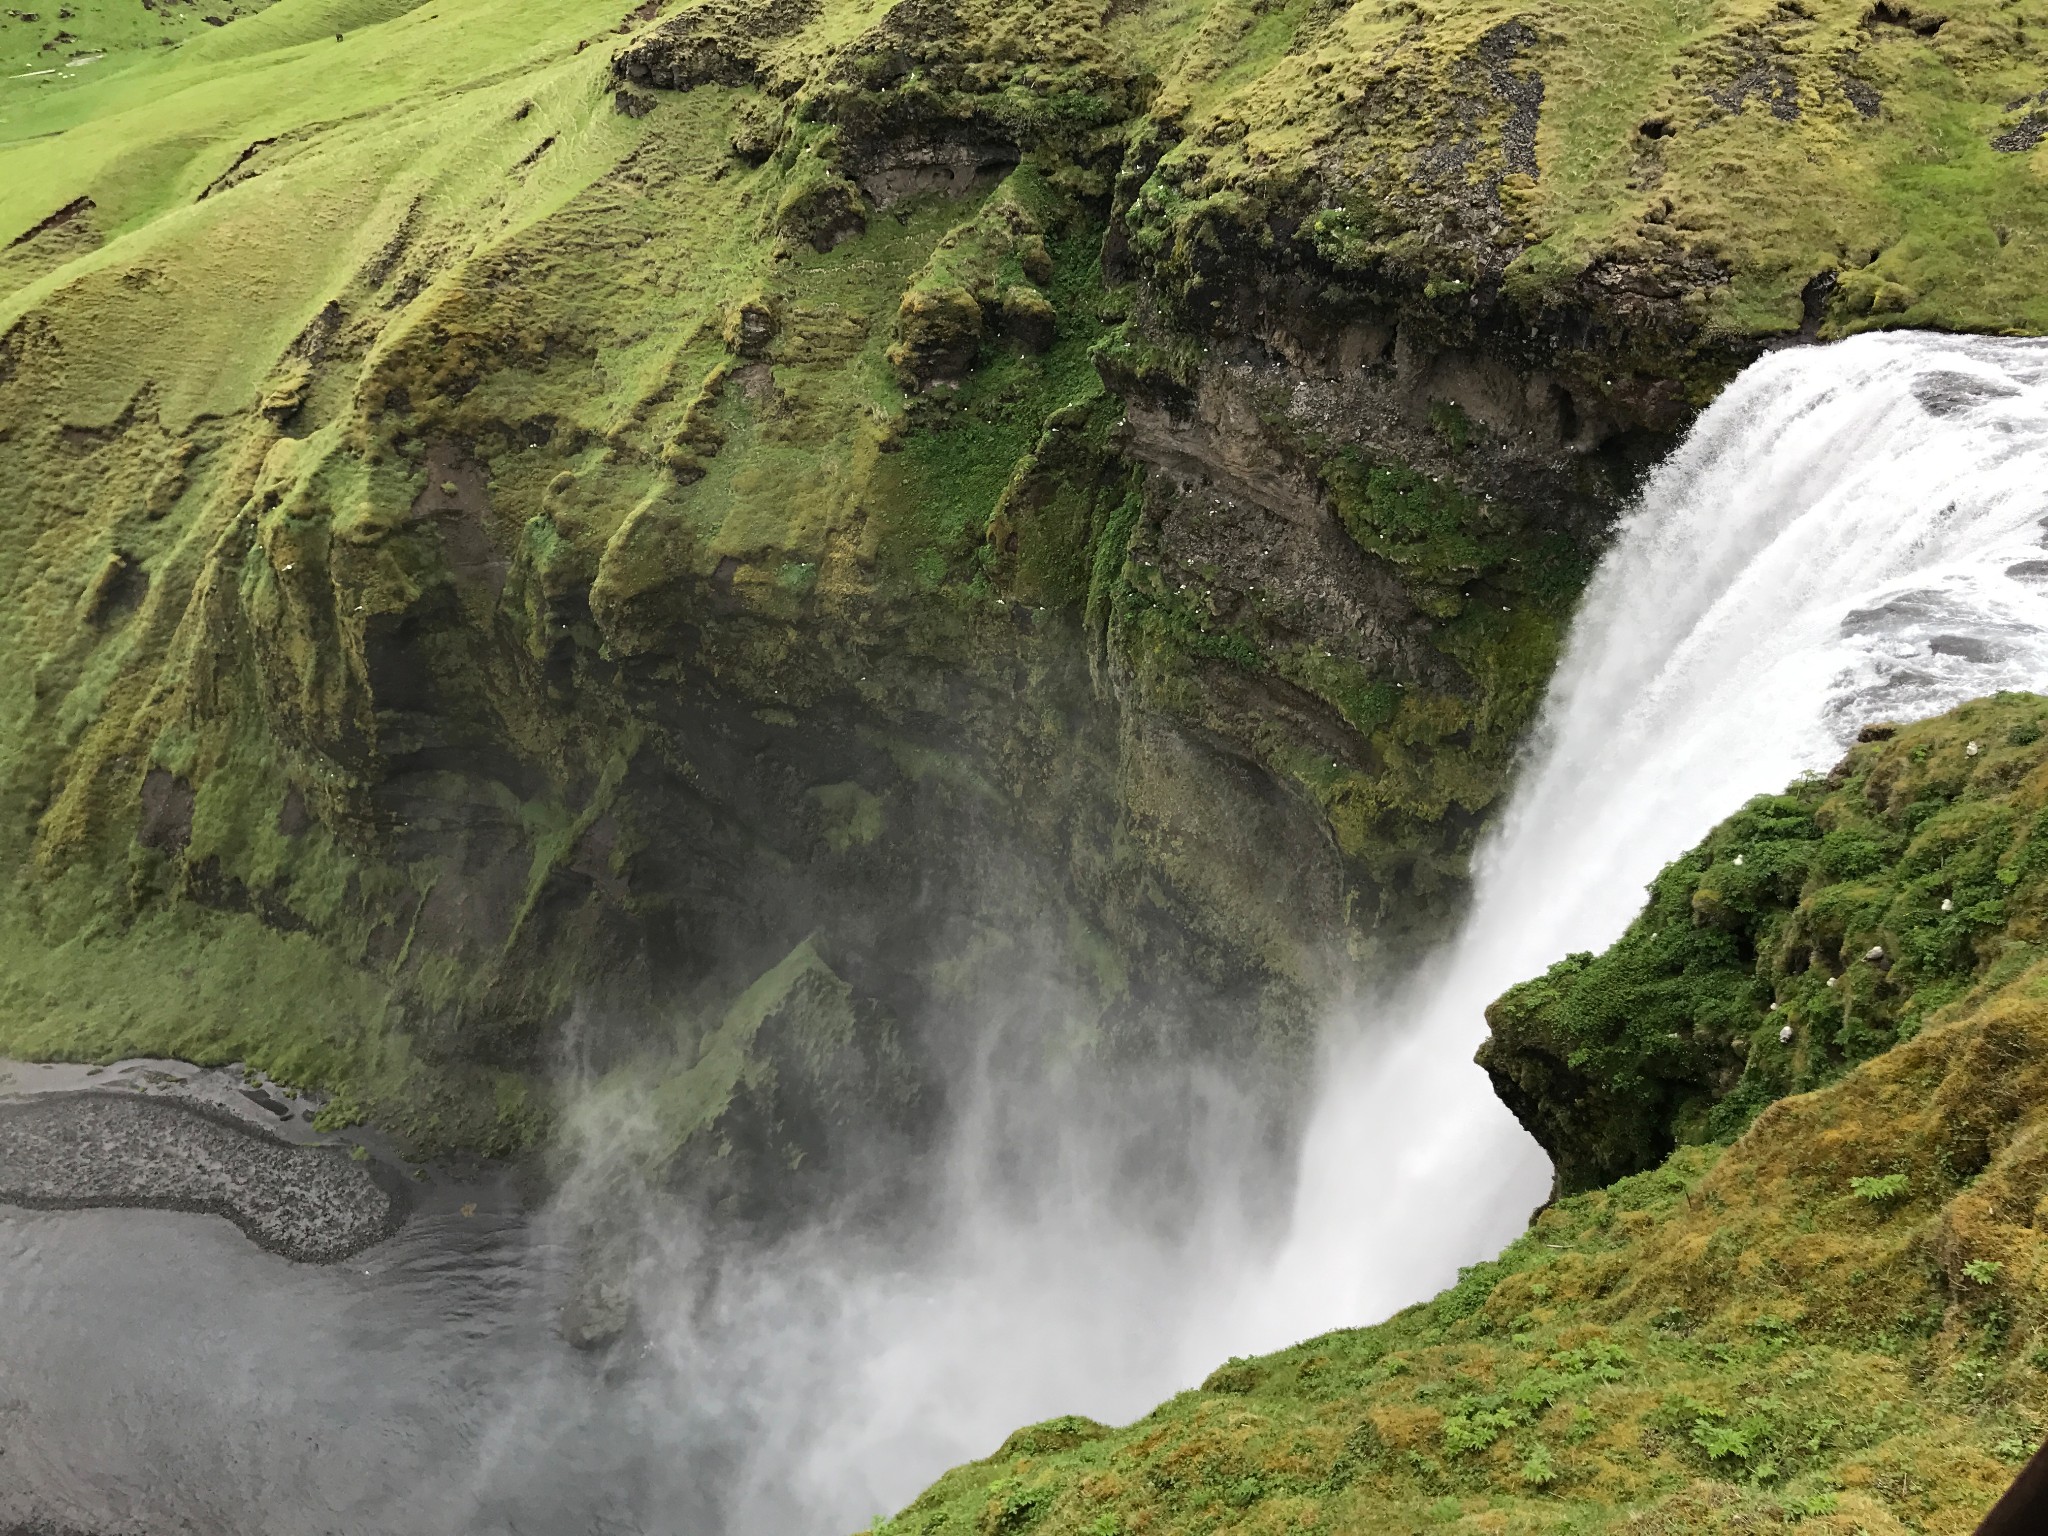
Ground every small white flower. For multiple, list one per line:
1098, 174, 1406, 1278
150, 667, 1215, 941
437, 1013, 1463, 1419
1779, 1025, 1794, 1044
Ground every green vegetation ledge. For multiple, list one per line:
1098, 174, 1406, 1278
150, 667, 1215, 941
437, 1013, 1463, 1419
883, 696, 2048, 1534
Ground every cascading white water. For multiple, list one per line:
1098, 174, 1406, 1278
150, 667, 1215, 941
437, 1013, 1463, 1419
597, 330, 2048, 1532
1234, 329, 2048, 1349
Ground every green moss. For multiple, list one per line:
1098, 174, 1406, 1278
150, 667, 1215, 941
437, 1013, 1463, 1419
1324, 452, 1502, 606
3, 0, 1156, 1148
1119, 579, 1265, 675
1483, 694, 2048, 1193
1272, 647, 1399, 736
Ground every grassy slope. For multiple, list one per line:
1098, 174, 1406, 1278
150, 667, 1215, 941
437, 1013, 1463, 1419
0, 0, 679, 1148
1, 0, 2044, 1154
885, 699, 2048, 1534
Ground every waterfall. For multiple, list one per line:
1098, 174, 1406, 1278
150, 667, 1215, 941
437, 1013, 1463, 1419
617, 331, 2048, 1530
595, 331, 2048, 1530
1234, 329, 2048, 1348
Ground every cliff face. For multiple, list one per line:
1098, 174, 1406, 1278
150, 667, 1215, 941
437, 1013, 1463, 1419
3, 0, 2045, 1170
883, 697, 2048, 1534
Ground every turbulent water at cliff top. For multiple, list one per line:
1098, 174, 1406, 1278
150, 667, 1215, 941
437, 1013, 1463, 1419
8, 331, 2048, 1535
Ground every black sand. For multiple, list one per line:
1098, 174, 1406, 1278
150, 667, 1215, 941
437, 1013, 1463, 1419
0, 1092, 402, 1262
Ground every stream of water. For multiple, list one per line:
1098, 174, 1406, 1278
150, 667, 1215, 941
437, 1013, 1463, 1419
6, 332, 2048, 1534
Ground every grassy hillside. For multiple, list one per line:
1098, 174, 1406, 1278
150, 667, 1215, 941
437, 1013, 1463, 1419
3, 0, 2046, 1163
0, 0, 290, 83
883, 698, 2048, 1534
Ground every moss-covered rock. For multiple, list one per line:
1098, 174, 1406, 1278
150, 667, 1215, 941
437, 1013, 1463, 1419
1483, 694, 2048, 1194
572, 937, 924, 1217
891, 285, 986, 387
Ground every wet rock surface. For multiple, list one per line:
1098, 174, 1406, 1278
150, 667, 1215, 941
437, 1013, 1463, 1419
0, 1092, 402, 1263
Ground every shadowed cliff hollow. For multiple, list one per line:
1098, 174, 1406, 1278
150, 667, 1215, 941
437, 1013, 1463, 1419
883, 696, 2048, 1535
4, 0, 2047, 1174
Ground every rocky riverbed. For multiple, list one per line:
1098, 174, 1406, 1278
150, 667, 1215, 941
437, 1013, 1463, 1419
0, 1060, 405, 1263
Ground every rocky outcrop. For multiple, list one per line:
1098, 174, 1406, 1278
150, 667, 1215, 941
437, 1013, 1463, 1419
1482, 697, 2048, 1194
611, 0, 823, 91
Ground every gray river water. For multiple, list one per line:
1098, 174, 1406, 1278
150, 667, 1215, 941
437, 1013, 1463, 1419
0, 1198, 713, 1535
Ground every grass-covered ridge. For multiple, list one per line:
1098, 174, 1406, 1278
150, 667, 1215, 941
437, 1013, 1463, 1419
3, 0, 2046, 1157
884, 697, 2048, 1534
1119, 0, 2048, 381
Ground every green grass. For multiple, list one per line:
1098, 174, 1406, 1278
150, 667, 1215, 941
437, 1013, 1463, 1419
1126, 0, 2048, 372
0, 0, 291, 88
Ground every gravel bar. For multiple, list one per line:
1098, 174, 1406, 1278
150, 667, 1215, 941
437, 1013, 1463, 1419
0, 1092, 403, 1262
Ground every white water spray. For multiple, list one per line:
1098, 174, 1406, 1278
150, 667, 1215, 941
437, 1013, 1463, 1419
1239, 329, 2048, 1348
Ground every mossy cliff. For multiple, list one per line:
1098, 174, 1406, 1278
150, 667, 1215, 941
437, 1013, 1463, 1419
3, 0, 2046, 1165
880, 697, 2048, 1534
